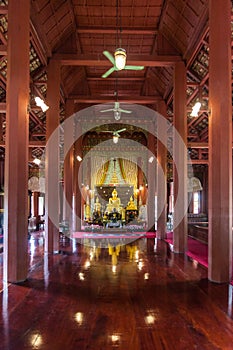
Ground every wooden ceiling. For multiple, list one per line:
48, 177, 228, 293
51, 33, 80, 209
0, 0, 232, 164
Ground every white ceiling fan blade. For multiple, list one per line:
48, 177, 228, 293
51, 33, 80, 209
100, 108, 114, 113
103, 50, 115, 65
102, 66, 116, 78
117, 128, 127, 133
124, 65, 144, 71
118, 108, 132, 113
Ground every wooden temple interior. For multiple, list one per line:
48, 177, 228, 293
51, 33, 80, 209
0, 1, 233, 349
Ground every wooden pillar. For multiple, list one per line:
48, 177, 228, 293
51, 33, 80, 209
173, 61, 187, 253
0, 158, 4, 235
137, 157, 143, 205
0, 114, 3, 141
33, 192, 39, 218
208, 0, 232, 283
45, 59, 60, 253
3, 0, 30, 282
147, 126, 156, 232
63, 100, 75, 227
157, 101, 167, 240
74, 122, 83, 231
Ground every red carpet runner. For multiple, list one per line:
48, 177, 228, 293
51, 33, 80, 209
165, 232, 208, 267
72, 231, 156, 239
165, 232, 233, 285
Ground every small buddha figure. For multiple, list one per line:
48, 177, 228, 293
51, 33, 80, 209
85, 203, 91, 220
126, 196, 137, 210
93, 196, 102, 224
94, 196, 101, 213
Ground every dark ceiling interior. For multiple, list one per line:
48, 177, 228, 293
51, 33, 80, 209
0, 0, 232, 169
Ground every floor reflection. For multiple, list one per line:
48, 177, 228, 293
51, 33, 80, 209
0, 232, 233, 349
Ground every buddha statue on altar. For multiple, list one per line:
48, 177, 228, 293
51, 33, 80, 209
126, 196, 137, 210
106, 188, 122, 214
92, 196, 102, 224
94, 196, 101, 213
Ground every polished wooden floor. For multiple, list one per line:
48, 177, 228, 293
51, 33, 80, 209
0, 232, 233, 350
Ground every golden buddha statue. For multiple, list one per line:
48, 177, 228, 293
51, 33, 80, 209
94, 196, 101, 213
126, 196, 137, 210
106, 188, 122, 213
85, 203, 91, 220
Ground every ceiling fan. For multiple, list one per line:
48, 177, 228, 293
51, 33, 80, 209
103, 128, 126, 144
101, 50, 144, 78
101, 0, 144, 78
100, 101, 132, 120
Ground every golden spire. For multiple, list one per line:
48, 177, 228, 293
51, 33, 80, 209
110, 169, 119, 184
110, 158, 119, 184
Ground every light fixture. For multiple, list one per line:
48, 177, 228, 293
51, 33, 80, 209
148, 156, 154, 163
145, 314, 155, 325
113, 135, 119, 144
33, 158, 41, 165
114, 0, 126, 71
110, 334, 120, 343
101, 0, 144, 78
191, 101, 201, 117
114, 48, 126, 70
114, 110, 121, 120
74, 312, 84, 325
34, 96, 49, 112
76, 155, 82, 162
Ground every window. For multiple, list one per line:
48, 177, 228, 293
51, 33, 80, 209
38, 196, 44, 216
193, 192, 199, 214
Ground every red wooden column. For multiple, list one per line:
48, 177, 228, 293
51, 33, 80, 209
157, 101, 167, 240
33, 192, 39, 218
147, 125, 156, 232
63, 100, 75, 227
173, 61, 188, 253
45, 59, 61, 253
74, 121, 83, 231
4, 0, 30, 282
208, 0, 232, 283
0, 114, 3, 142
137, 157, 143, 205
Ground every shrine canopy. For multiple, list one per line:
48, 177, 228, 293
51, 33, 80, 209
94, 158, 138, 207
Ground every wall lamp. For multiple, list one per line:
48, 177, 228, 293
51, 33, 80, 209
148, 156, 154, 163
35, 97, 49, 112
33, 158, 41, 165
190, 101, 201, 117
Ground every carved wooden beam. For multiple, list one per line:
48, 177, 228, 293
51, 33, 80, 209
70, 95, 162, 104
53, 53, 182, 67
77, 26, 158, 35
0, 45, 7, 56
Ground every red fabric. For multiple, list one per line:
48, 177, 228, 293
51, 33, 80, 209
165, 232, 233, 284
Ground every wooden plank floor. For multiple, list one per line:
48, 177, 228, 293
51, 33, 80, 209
0, 233, 233, 350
